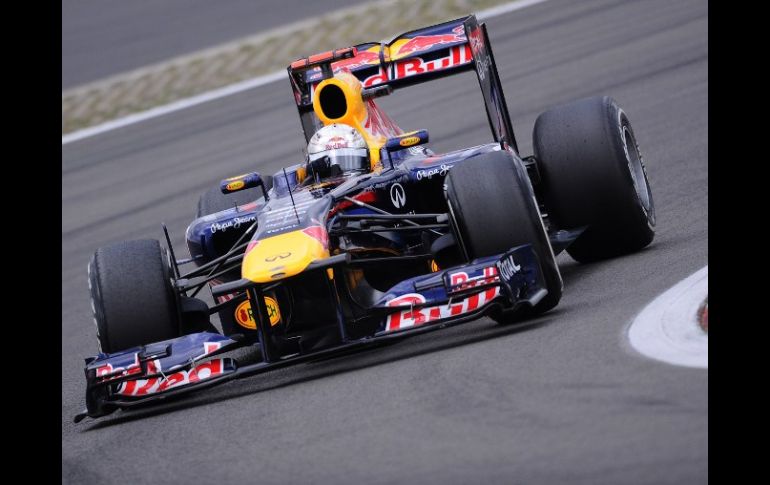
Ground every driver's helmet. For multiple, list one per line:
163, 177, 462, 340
306, 123, 370, 178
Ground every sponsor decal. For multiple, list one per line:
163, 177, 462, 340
210, 215, 257, 234
304, 30, 470, 104
332, 49, 381, 72
235, 300, 256, 329
265, 297, 282, 326
384, 286, 500, 332
264, 252, 291, 262
116, 358, 227, 397
394, 44, 471, 81
497, 254, 521, 281
202, 342, 222, 356
448, 266, 499, 293
416, 163, 452, 180
324, 136, 349, 150
390, 183, 406, 208
361, 44, 472, 88
234, 296, 281, 330
97, 340, 227, 384
96, 353, 142, 382
390, 25, 467, 59
365, 175, 409, 191
399, 136, 420, 147
225, 180, 245, 191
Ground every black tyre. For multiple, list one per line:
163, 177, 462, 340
196, 175, 273, 218
533, 96, 655, 263
445, 150, 563, 318
88, 239, 181, 353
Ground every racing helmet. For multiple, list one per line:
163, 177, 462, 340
306, 123, 370, 178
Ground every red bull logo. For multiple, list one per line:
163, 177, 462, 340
95, 353, 142, 382
390, 25, 466, 60
115, 358, 229, 397
332, 49, 381, 72
324, 135, 349, 149
304, 24, 471, 103
361, 43, 472, 87
384, 285, 501, 332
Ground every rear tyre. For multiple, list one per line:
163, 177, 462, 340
196, 175, 273, 218
88, 239, 181, 353
533, 96, 655, 263
445, 150, 562, 320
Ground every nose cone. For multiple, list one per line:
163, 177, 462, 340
242, 229, 329, 283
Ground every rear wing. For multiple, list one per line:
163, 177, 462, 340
287, 15, 518, 153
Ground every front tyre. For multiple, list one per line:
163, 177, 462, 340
88, 239, 181, 353
445, 150, 563, 319
533, 96, 655, 263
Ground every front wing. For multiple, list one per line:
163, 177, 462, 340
76, 244, 546, 422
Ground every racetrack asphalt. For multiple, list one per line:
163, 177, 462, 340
62, 0, 369, 89
61, 0, 708, 483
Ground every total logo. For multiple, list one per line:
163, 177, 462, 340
497, 254, 521, 281
234, 296, 281, 330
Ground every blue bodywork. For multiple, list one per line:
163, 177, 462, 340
76, 13, 581, 422
78, 243, 546, 422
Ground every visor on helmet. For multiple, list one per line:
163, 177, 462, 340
308, 147, 369, 173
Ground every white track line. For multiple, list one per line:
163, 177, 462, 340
61, 0, 552, 145
477, 0, 550, 19
628, 266, 708, 368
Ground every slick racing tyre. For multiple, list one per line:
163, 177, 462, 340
196, 175, 273, 218
445, 150, 563, 320
533, 96, 655, 263
88, 239, 181, 353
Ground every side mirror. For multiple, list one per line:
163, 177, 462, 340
220, 172, 269, 200
385, 130, 429, 153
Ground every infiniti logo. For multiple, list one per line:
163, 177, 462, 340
390, 183, 406, 208
264, 252, 291, 262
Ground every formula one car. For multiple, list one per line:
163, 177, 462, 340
76, 15, 655, 421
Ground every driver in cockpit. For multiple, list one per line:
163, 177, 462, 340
305, 123, 371, 182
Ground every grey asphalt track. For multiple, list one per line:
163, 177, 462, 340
62, 0, 708, 483
62, 0, 369, 89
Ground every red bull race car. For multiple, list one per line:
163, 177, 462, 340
76, 15, 655, 422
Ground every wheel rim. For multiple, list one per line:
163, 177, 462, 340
621, 124, 652, 214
